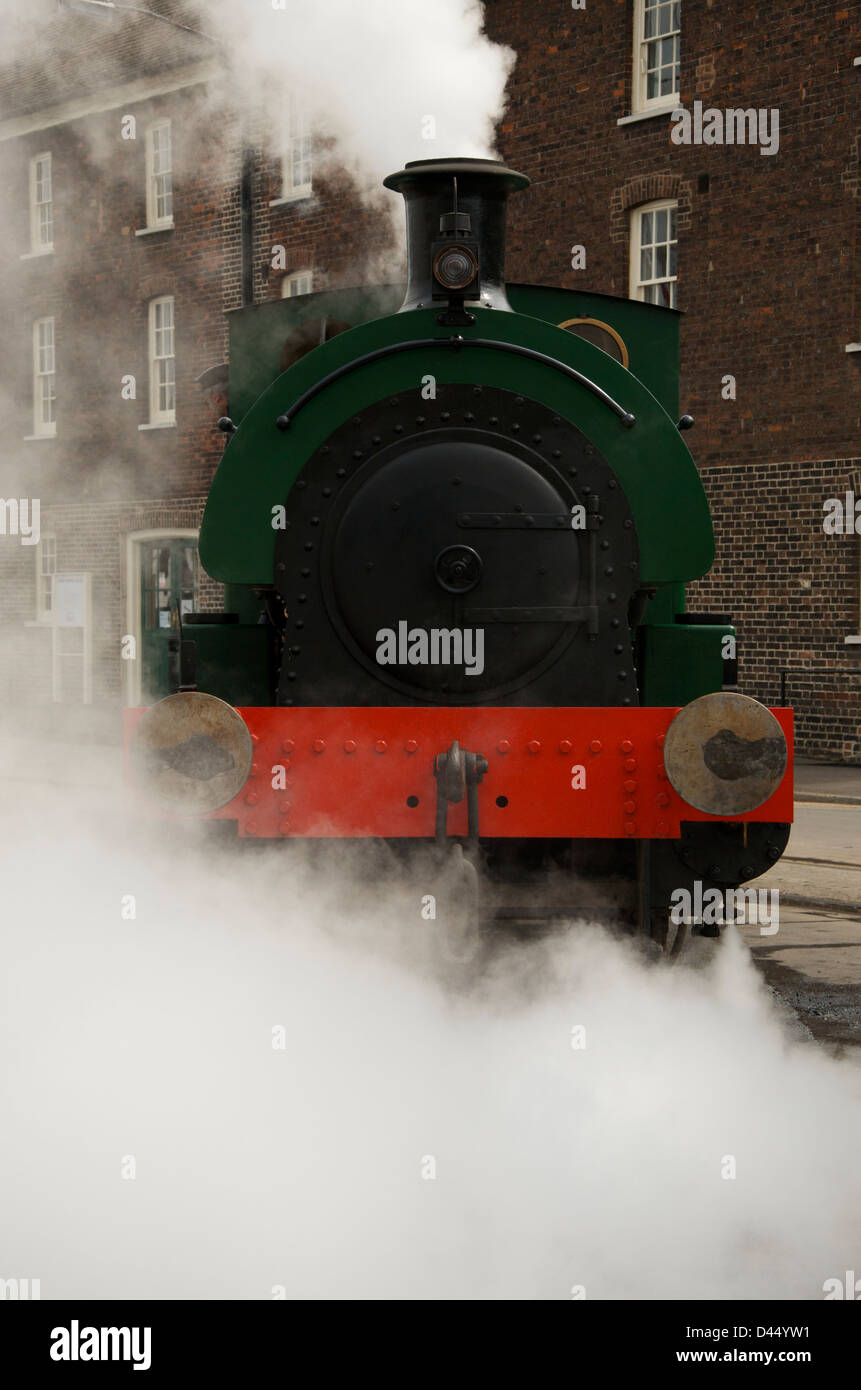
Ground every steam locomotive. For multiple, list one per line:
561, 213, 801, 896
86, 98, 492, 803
127, 158, 793, 955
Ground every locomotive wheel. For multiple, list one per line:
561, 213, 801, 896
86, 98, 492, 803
648, 909, 723, 964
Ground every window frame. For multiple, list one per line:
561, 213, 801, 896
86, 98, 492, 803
629, 199, 679, 308
145, 119, 174, 230
281, 269, 314, 298
278, 94, 312, 203
32, 316, 57, 437
35, 534, 57, 623
29, 151, 53, 253
632, 0, 681, 115
147, 295, 176, 425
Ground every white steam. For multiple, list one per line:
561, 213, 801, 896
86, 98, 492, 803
210, 0, 516, 190
1, 770, 860, 1300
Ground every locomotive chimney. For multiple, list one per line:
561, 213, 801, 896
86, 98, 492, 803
383, 157, 529, 315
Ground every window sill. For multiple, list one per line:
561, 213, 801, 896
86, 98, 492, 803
135, 222, 174, 236
22, 432, 56, 441
617, 103, 681, 127
269, 191, 313, 208
20, 247, 54, 260
845, 343, 861, 354
138, 420, 176, 430
844, 635, 861, 646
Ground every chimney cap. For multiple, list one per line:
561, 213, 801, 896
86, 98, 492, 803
383, 157, 529, 194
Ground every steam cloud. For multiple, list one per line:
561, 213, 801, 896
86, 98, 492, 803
209, 0, 516, 192
1, 768, 860, 1300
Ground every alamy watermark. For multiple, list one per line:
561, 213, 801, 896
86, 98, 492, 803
670, 881, 779, 935
671, 101, 779, 157
0, 498, 40, 545
376, 622, 485, 677
822, 492, 861, 534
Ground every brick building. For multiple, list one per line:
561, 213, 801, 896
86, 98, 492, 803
483, 0, 860, 759
0, 0, 390, 710
0, 0, 858, 758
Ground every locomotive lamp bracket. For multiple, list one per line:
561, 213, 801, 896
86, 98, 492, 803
432, 176, 481, 326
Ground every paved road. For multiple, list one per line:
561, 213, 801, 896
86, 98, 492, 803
747, 791, 861, 1050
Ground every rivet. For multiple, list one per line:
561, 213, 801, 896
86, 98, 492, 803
527, 740, 541, 754
657, 793, 670, 808
489, 416, 499, 425
246, 820, 259, 835
372, 435, 382, 445
624, 821, 636, 836
604, 566, 614, 576
343, 739, 357, 753
416, 416, 426, 425
624, 779, 637, 793
278, 820, 291, 835
353, 450, 363, 460
312, 739, 326, 753
497, 739, 511, 754
657, 820, 668, 836
405, 739, 418, 753
619, 740, 634, 754
250, 761, 261, 775
301, 567, 310, 577
336, 467, 346, 478
658, 766, 668, 780
624, 758, 637, 772
441, 411, 451, 421
322, 487, 332, 498
656, 734, 666, 748
589, 739, 602, 753
244, 791, 259, 806
559, 739, 572, 753
623, 800, 636, 815
375, 740, 388, 753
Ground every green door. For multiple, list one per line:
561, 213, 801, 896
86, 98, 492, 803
140, 538, 198, 702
